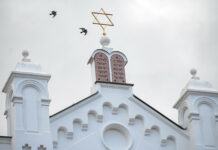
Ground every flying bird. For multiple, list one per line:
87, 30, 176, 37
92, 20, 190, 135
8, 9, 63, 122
50, 11, 57, 18
79, 28, 88, 35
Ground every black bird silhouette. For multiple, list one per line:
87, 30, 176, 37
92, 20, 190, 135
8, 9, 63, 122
79, 28, 88, 35
50, 11, 57, 18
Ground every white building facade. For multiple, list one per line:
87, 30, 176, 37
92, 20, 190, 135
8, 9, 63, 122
0, 36, 218, 150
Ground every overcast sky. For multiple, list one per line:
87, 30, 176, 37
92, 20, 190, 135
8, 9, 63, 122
0, 0, 218, 135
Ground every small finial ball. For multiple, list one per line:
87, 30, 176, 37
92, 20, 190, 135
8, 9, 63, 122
190, 68, 197, 76
22, 50, 29, 58
100, 36, 110, 47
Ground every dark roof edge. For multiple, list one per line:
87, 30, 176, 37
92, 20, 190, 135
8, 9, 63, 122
50, 92, 99, 118
49, 90, 184, 130
0, 136, 12, 138
95, 81, 134, 86
133, 95, 186, 130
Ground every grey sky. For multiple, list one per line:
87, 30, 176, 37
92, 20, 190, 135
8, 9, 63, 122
0, 0, 218, 135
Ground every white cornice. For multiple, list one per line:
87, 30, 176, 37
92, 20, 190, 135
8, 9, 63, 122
173, 89, 218, 109
87, 49, 128, 65
97, 82, 133, 90
2, 71, 51, 93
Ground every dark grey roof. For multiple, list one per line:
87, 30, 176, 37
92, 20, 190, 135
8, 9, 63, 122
50, 92, 99, 118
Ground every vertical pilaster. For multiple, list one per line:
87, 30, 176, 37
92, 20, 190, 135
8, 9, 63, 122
2, 50, 53, 150
174, 69, 218, 150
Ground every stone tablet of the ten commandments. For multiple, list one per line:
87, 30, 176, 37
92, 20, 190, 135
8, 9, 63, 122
111, 54, 126, 83
94, 53, 110, 82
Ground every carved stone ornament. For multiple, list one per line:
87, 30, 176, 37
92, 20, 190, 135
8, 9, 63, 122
94, 53, 110, 82
111, 54, 126, 83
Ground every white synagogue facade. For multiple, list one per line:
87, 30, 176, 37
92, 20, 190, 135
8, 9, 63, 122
0, 36, 218, 150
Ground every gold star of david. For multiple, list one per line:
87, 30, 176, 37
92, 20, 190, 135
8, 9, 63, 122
92, 8, 114, 36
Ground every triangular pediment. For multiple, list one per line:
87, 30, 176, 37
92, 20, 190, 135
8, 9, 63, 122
50, 82, 189, 150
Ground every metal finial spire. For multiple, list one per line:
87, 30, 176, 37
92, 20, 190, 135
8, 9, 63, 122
92, 8, 114, 36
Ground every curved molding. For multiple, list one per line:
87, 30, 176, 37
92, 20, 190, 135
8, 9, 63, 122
144, 125, 177, 148
118, 103, 129, 116
119, 103, 128, 110
88, 49, 110, 64
57, 126, 73, 140
178, 105, 189, 128
73, 118, 89, 131
57, 126, 67, 132
91, 49, 110, 59
129, 114, 145, 126
167, 135, 176, 141
88, 49, 128, 65
144, 125, 160, 136
101, 122, 133, 150
15, 80, 48, 99
110, 51, 128, 64
135, 114, 145, 126
103, 102, 112, 109
88, 110, 97, 116
194, 97, 218, 113
151, 125, 160, 132
160, 135, 176, 148
73, 118, 82, 124
135, 114, 144, 121
88, 109, 103, 122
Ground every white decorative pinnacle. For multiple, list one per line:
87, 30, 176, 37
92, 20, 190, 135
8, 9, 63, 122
22, 50, 31, 62
100, 36, 110, 47
14, 50, 45, 74
190, 68, 199, 80
100, 36, 112, 53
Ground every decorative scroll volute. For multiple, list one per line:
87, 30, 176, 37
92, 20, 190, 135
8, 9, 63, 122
111, 54, 126, 83
94, 53, 110, 82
